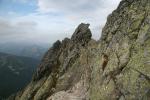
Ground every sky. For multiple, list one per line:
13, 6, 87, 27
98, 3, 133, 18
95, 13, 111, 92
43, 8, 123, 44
0, 0, 121, 44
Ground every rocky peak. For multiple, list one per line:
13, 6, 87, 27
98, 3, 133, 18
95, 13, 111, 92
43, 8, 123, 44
71, 23, 92, 46
32, 23, 92, 82
33, 40, 62, 81
51, 40, 62, 51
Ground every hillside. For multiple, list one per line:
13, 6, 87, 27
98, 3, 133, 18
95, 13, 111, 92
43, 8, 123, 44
0, 52, 39, 99
0, 43, 49, 59
8, 0, 150, 100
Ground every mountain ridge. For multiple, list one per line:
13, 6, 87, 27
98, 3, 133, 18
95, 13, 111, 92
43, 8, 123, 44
0, 43, 49, 59
8, 0, 150, 99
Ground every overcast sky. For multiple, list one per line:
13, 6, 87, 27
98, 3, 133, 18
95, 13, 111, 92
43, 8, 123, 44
0, 0, 121, 44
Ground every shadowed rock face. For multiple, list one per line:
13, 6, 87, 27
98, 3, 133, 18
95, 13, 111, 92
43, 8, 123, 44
71, 23, 92, 46
33, 40, 62, 81
8, 0, 150, 100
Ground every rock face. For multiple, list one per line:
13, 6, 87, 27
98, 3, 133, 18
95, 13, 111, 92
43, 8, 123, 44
8, 23, 94, 100
33, 40, 62, 81
90, 0, 150, 99
71, 23, 91, 45
8, 0, 150, 100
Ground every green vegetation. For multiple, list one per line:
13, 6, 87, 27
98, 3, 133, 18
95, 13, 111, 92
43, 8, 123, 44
0, 52, 39, 99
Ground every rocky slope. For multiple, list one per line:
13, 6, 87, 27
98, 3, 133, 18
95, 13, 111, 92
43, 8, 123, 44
8, 0, 150, 100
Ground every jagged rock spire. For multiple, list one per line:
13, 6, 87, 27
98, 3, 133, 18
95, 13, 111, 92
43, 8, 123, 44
71, 23, 92, 46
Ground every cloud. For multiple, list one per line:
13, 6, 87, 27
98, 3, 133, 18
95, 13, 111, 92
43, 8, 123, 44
0, 17, 38, 42
37, 0, 121, 39
37, 0, 102, 13
0, 0, 121, 44
16, 21, 37, 28
37, 0, 121, 17
12, 0, 30, 3
0, 14, 72, 44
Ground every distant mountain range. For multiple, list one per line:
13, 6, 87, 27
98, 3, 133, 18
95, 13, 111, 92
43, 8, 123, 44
0, 43, 50, 60
0, 52, 40, 99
